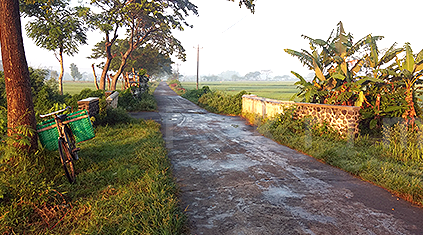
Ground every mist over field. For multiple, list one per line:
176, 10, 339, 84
178, 70, 315, 82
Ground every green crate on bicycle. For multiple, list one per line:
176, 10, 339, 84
37, 109, 95, 151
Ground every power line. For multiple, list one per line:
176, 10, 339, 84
221, 15, 248, 34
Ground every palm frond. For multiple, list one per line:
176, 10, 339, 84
378, 43, 403, 68
403, 42, 415, 72
284, 49, 314, 70
414, 49, 423, 72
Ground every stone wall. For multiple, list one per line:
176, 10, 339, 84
242, 94, 361, 137
77, 97, 100, 117
106, 91, 119, 109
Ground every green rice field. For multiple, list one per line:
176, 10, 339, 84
63, 81, 299, 101
181, 81, 299, 101
63, 81, 123, 95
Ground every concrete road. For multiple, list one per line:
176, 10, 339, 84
134, 82, 423, 234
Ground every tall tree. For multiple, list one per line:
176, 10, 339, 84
102, 0, 198, 90
0, 0, 37, 152
0, 0, 256, 152
389, 43, 423, 123
70, 63, 83, 81
90, 0, 256, 90
88, 0, 125, 90
24, 1, 88, 95
285, 22, 380, 104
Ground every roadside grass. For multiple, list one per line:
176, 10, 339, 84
63, 81, 124, 95
181, 81, 298, 101
0, 119, 185, 234
251, 112, 423, 206
179, 83, 423, 206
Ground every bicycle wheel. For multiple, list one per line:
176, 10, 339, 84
58, 138, 76, 183
64, 125, 78, 160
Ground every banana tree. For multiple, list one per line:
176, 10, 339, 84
285, 22, 379, 104
391, 43, 423, 123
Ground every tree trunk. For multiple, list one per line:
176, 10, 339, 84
100, 30, 118, 90
403, 85, 416, 125
0, 0, 38, 152
99, 43, 112, 90
92, 64, 100, 90
58, 49, 64, 95
111, 49, 132, 90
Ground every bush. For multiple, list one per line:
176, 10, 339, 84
0, 68, 70, 124
198, 90, 248, 115
167, 79, 186, 95
182, 86, 211, 103
379, 121, 423, 161
252, 107, 423, 206
94, 107, 133, 126
118, 88, 157, 112
65, 88, 105, 110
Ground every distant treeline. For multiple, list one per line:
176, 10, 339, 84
179, 70, 314, 82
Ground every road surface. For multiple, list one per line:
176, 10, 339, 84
131, 82, 423, 235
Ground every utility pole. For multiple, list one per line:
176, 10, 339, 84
195, 44, 202, 90
176, 63, 180, 81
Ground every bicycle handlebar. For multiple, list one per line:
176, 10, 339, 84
40, 106, 71, 118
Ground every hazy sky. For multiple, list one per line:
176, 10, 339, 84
20, 0, 423, 78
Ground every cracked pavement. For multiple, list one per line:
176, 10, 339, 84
131, 82, 423, 235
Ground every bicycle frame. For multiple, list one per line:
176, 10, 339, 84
40, 106, 78, 183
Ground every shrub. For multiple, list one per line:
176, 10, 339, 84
252, 107, 423, 206
118, 88, 157, 112
65, 88, 105, 110
379, 121, 423, 161
94, 107, 133, 126
182, 86, 211, 103
198, 90, 248, 115
167, 79, 186, 95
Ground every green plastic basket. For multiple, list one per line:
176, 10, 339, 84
37, 118, 59, 151
66, 110, 95, 144
37, 109, 95, 151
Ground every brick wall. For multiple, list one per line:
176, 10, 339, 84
242, 95, 361, 137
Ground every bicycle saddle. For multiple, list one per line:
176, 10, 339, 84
58, 114, 68, 122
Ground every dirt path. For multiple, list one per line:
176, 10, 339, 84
133, 82, 423, 234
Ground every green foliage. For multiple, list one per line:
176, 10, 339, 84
179, 83, 247, 115
0, 107, 7, 137
94, 107, 133, 126
0, 67, 69, 126
286, 22, 423, 135
181, 81, 298, 101
23, 2, 88, 57
1, 121, 185, 233
0, 145, 58, 232
182, 85, 211, 103
91, 41, 173, 76
253, 110, 423, 206
167, 79, 186, 95
89, 0, 198, 89
198, 90, 248, 115
380, 121, 423, 161
118, 88, 157, 112
64, 88, 105, 110
69, 63, 82, 81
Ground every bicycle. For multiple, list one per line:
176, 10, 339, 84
39, 106, 80, 183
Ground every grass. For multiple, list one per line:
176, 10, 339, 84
0, 119, 185, 234
63, 81, 124, 95
179, 82, 423, 206
248, 111, 423, 206
181, 81, 298, 101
